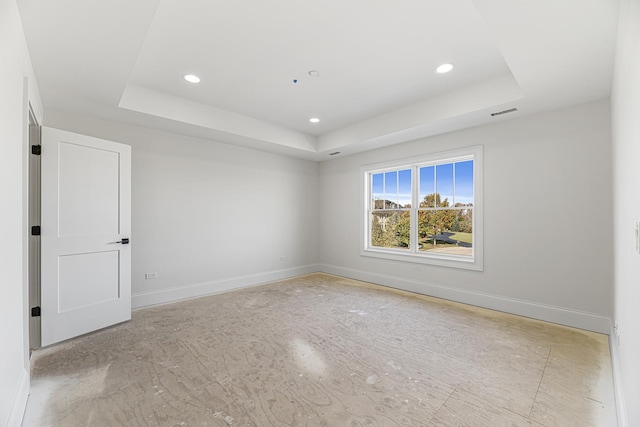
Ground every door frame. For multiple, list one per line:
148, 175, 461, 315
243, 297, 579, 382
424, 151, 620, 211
25, 74, 43, 354
28, 108, 41, 351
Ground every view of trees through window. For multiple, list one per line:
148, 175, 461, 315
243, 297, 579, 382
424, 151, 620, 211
370, 159, 474, 256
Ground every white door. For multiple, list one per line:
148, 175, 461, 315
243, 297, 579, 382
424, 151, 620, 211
41, 127, 131, 347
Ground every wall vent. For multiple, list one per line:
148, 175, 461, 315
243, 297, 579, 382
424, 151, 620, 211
490, 107, 518, 117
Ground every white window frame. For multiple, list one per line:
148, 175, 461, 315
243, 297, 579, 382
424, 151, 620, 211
360, 145, 483, 271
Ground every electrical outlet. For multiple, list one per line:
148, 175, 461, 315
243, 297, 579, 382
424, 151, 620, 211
145, 272, 157, 280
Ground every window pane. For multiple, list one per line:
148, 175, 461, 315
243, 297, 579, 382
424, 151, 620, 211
454, 160, 473, 206
384, 171, 397, 208
419, 166, 435, 207
372, 173, 384, 209
371, 211, 411, 249
418, 209, 472, 256
398, 169, 412, 208
454, 208, 473, 237
436, 163, 453, 207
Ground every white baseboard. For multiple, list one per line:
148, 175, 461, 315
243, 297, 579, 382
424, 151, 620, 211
319, 264, 612, 334
609, 322, 628, 427
133, 263, 612, 334
132, 264, 320, 309
7, 368, 29, 427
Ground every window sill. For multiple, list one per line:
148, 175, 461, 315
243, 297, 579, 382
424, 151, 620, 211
361, 247, 483, 271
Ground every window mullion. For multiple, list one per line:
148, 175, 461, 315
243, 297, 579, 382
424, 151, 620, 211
411, 165, 418, 253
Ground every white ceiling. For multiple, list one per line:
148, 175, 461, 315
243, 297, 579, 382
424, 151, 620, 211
18, 0, 620, 161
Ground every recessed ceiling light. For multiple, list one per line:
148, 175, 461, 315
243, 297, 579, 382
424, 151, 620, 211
183, 74, 201, 83
309, 117, 320, 123
308, 70, 320, 77
435, 63, 454, 74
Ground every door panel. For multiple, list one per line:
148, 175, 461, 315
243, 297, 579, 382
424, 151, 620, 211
58, 251, 120, 312
41, 127, 131, 347
58, 142, 120, 236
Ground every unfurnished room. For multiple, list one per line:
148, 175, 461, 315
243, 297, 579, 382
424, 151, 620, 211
1, 0, 639, 426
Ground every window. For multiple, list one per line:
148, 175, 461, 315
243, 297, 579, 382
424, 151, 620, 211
362, 146, 483, 271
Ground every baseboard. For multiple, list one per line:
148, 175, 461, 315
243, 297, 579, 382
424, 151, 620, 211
133, 263, 612, 334
7, 368, 29, 427
319, 264, 611, 334
610, 322, 628, 427
132, 264, 320, 309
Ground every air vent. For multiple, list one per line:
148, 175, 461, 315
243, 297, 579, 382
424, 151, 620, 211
490, 108, 518, 117
329, 152, 341, 156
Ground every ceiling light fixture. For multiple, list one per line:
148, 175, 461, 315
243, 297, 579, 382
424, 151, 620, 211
435, 63, 454, 74
309, 117, 320, 123
183, 74, 201, 83
308, 70, 320, 77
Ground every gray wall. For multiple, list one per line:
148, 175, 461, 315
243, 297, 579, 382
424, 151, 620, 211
45, 111, 319, 307
612, 0, 640, 424
318, 100, 613, 331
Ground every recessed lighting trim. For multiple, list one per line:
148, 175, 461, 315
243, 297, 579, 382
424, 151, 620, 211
308, 70, 320, 77
435, 63, 454, 74
309, 117, 320, 123
184, 74, 201, 83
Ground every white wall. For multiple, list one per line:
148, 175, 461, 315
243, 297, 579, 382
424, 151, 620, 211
45, 111, 319, 306
611, 0, 640, 425
1, 2, 625, 425
0, 0, 40, 425
319, 100, 613, 332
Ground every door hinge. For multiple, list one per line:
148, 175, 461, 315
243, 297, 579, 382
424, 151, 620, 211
31, 225, 41, 236
31, 306, 41, 317
31, 145, 41, 155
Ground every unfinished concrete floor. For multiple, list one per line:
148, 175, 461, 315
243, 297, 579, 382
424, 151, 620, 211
23, 273, 617, 426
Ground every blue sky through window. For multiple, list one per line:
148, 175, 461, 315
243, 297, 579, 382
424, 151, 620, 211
436, 163, 454, 206
419, 166, 435, 206
398, 169, 411, 206
372, 173, 383, 202
372, 161, 472, 208
455, 160, 474, 205
384, 171, 397, 206
372, 169, 411, 208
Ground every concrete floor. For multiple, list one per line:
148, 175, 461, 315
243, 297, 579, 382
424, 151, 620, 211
23, 273, 617, 426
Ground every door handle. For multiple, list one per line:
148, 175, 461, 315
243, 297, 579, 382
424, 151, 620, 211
115, 238, 130, 244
